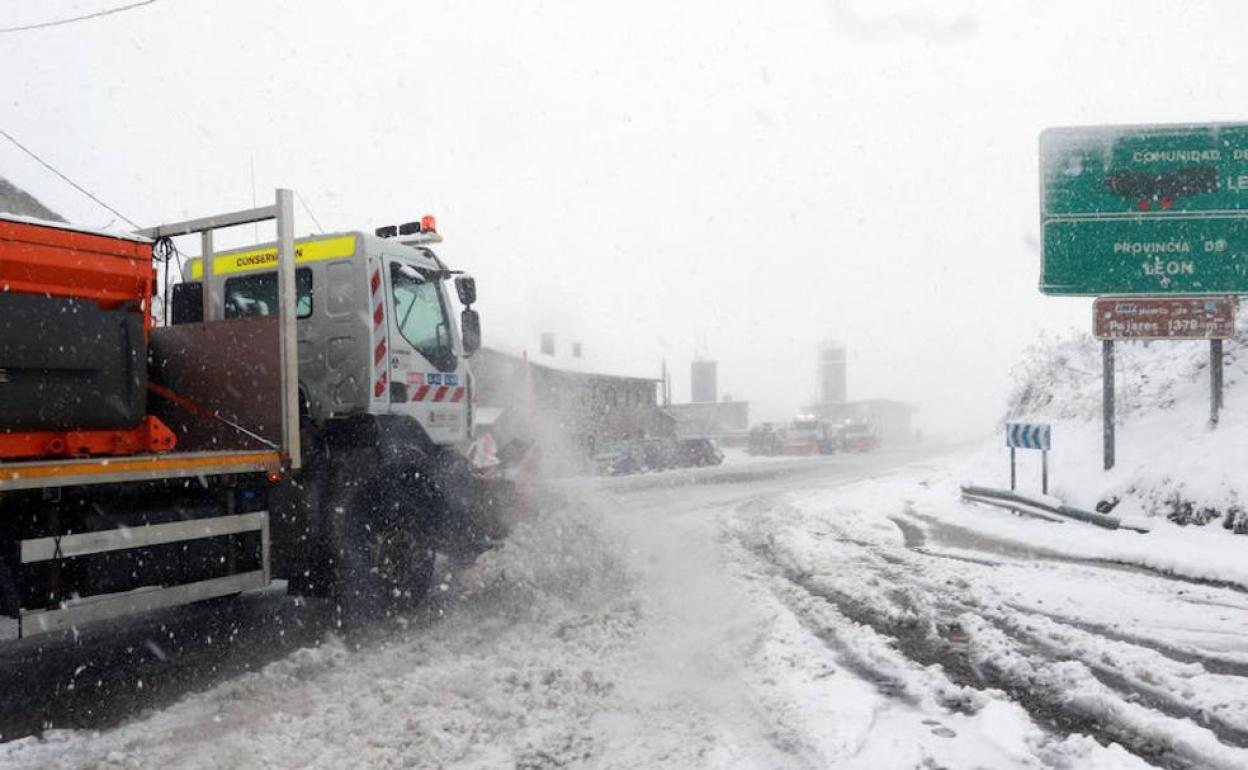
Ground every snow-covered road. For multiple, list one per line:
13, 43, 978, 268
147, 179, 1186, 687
2, 448, 1246, 769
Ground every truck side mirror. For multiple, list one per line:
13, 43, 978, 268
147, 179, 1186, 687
454, 275, 477, 306
460, 308, 481, 356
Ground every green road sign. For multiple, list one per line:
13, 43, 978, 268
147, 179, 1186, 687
1041, 123, 1248, 295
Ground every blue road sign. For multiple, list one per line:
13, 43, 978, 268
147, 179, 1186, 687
1006, 422, 1051, 451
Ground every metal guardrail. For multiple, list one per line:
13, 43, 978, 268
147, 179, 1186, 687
961, 487, 1067, 524
960, 484, 1146, 532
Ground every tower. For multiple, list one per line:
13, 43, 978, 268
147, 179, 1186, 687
818, 343, 847, 405
690, 359, 718, 403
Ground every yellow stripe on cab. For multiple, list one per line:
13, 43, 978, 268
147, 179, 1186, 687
188, 234, 356, 279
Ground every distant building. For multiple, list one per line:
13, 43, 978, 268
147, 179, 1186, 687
806, 399, 917, 445
665, 400, 749, 442
470, 347, 674, 465
690, 359, 717, 403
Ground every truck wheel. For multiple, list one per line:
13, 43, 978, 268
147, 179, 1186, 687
338, 480, 437, 616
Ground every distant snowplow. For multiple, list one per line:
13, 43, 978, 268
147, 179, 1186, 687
784, 417, 839, 455
747, 423, 785, 456
837, 421, 880, 453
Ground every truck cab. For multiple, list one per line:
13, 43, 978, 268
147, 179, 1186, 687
172, 221, 478, 449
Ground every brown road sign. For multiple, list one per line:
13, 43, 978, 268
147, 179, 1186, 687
1094, 296, 1236, 340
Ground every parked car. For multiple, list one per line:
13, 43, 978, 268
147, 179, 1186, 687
677, 438, 724, 467
594, 440, 645, 475
638, 438, 679, 471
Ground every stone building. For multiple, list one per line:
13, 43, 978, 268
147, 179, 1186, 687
470, 347, 674, 465
664, 400, 750, 443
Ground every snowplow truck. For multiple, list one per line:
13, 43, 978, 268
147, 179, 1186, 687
0, 190, 508, 640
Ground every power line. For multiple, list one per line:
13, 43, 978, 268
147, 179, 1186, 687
0, 1, 158, 34
0, 128, 138, 228
296, 190, 326, 234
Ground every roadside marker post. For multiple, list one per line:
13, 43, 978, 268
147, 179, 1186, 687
1006, 422, 1052, 496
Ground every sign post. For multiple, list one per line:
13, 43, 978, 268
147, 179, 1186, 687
1006, 422, 1052, 495
1102, 340, 1115, 470
1092, 295, 1235, 449
1212, 338, 1224, 425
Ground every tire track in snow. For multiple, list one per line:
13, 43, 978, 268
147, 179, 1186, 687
1004, 608, 1248, 678
755, 542, 1246, 770
977, 607, 1248, 749
887, 515, 1248, 757
738, 497, 1248, 770
903, 511, 1248, 594
888, 515, 1002, 567
888, 512, 1248, 731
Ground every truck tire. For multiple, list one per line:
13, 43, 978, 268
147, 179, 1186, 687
333, 471, 437, 617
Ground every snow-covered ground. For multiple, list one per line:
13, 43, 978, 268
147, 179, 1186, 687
761, 463, 1248, 769
1005, 309, 1248, 531
720, 446, 811, 464
4, 446, 1242, 769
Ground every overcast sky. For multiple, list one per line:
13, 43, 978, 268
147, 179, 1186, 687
3, 0, 1246, 435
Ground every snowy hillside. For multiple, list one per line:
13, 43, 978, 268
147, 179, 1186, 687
0, 177, 63, 221
1002, 307, 1248, 532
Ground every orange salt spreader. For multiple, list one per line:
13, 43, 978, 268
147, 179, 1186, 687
0, 216, 176, 459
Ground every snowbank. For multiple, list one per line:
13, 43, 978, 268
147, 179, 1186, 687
1003, 308, 1248, 532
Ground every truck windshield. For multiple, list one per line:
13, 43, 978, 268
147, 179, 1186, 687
390, 261, 455, 372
